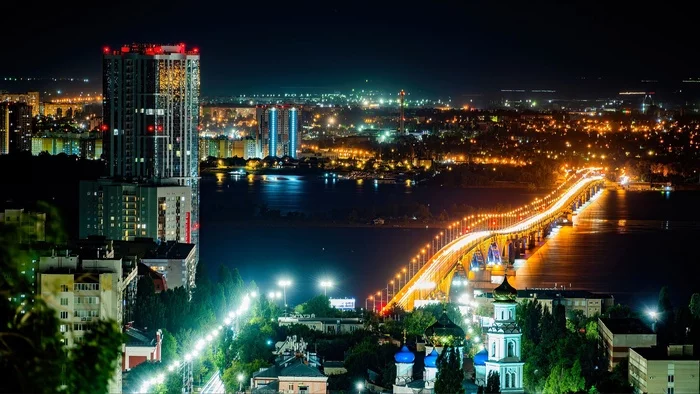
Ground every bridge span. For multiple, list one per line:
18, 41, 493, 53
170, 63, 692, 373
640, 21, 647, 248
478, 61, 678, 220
379, 168, 605, 312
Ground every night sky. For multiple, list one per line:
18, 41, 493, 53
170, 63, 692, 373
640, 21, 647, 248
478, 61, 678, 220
4, 1, 695, 96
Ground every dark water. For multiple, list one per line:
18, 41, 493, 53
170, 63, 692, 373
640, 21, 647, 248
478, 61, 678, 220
200, 174, 700, 308
512, 189, 700, 309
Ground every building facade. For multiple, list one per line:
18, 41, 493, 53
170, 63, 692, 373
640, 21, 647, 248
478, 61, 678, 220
255, 105, 300, 158
628, 345, 698, 394
0, 102, 32, 154
515, 289, 614, 317
141, 241, 196, 290
37, 251, 136, 394
123, 328, 163, 371
0, 208, 46, 242
41, 102, 84, 118
102, 43, 200, 247
598, 317, 657, 370
31, 132, 103, 159
277, 316, 363, 334
79, 179, 193, 244
1, 91, 40, 117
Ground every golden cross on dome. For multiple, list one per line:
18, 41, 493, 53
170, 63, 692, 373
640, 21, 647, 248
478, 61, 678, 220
403, 328, 407, 344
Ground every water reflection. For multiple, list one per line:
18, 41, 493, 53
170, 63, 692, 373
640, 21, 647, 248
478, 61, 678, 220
512, 190, 699, 304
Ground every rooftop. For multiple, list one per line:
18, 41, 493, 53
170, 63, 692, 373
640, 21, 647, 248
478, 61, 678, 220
125, 327, 158, 347
253, 358, 326, 379
104, 43, 199, 56
632, 345, 697, 361
143, 241, 195, 260
600, 317, 654, 335
517, 289, 613, 300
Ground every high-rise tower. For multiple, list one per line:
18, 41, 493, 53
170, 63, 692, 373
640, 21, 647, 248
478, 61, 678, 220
102, 43, 201, 246
255, 105, 300, 158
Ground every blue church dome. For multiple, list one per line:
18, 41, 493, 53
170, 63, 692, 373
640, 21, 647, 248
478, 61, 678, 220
394, 346, 415, 363
473, 349, 488, 366
424, 349, 439, 368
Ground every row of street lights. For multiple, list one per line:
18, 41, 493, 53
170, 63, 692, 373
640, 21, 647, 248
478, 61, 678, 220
273, 278, 335, 310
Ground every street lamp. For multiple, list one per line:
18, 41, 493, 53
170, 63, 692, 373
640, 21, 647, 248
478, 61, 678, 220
356, 382, 364, 394
648, 310, 658, 332
320, 280, 333, 297
237, 373, 244, 392
278, 279, 292, 309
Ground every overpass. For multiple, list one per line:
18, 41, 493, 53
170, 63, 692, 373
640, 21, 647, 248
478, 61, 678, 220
377, 168, 605, 312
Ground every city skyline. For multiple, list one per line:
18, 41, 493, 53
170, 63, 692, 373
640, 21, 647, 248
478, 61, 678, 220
3, 2, 696, 97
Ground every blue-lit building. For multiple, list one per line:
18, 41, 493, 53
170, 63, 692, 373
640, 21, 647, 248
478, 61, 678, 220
255, 105, 300, 158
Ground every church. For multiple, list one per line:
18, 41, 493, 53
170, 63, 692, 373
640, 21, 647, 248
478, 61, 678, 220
484, 275, 525, 393
393, 275, 524, 393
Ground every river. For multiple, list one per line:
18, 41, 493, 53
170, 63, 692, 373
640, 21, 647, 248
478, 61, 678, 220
199, 173, 699, 308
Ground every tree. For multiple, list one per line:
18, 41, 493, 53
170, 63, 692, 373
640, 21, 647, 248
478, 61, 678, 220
544, 360, 586, 394
404, 309, 436, 337
134, 275, 165, 333
656, 286, 675, 344
486, 371, 500, 394
161, 329, 178, 363
0, 214, 124, 393
434, 346, 465, 394
67, 320, 125, 394
300, 295, 335, 317
689, 293, 700, 320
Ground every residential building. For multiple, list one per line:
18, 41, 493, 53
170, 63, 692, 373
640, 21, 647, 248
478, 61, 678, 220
201, 105, 256, 120
41, 102, 84, 118
516, 288, 614, 317
329, 298, 356, 311
255, 105, 300, 158
102, 43, 200, 247
629, 345, 698, 394
141, 241, 196, 289
79, 179, 193, 244
479, 288, 614, 318
122, 327, 162, 371
0, 208, 46, 242
599, 317, 657, 370
31, 131, 103, 159
0, 102, 32, 153
1, 91, 39, 117
137, 262, 168, 293
37, 248, 138, 394
253, 336, 328, 394
277, 316, 363, 335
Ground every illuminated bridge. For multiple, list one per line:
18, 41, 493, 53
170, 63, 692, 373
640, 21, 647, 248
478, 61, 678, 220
374, 168, 605, 312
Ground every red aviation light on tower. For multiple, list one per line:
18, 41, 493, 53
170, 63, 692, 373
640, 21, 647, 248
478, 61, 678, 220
103, 46, 110, 54
192, 47, 199, 54
147, 125, 155, 132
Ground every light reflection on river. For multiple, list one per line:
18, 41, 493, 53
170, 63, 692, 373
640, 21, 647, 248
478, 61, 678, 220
512, 189, 700, 307
201, 174, 700, 306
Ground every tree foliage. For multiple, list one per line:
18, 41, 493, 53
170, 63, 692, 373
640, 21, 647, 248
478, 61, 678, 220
485, 371, 500, 394
435, 346, 465, 394
0, 211, 124, 393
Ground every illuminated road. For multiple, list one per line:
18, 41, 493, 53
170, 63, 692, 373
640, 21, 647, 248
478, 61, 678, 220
390, 170, 604, 309
201, 372, 225, 394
